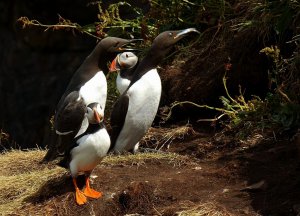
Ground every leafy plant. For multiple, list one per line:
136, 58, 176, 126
17, 0, 300, 134
272, 102, 300, 130
231, 0, 300, 40
162, 39, 300, 133
18, 1, 152, 40
160, 68, 266, 128
260, 44, 300, 131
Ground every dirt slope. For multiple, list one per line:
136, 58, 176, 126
4, 127, 300, 216
13, 160, 253, 215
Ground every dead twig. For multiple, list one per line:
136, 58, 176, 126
17, 16, 101, 40
277, 84, 292, 103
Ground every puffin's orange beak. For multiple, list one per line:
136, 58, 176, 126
93, 108, 102, 123
109, 58, 119, 72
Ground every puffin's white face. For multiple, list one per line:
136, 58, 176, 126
109, 52, 138, 72
86, 103, 104, 124
117, 52, 138, 69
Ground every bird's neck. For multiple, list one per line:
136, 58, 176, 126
86, 46, 109, 75
138, 46, 169, 72
128, 46, 169, 87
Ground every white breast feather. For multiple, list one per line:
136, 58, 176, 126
79, 71, 107, 111
69, 128, 110, 176
113, 69, 161, 152
116, 73, 130, 94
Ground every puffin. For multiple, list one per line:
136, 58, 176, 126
109, 51, 139, 94
109, 51, 140, 152
109, 28, 199, 153
43, 37, 140, 205
55, 91, 109, 205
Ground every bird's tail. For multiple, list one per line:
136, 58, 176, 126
41, 130, 61, 163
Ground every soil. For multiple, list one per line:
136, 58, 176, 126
11, 126, 300, 216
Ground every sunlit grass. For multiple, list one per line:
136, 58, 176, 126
0, 149, 65, 215
0, 149, 188, 215
176, 201, 233, 216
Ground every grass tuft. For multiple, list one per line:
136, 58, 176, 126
176, 201, 233, 216
0, 149, 65, 215
102, 151, 190, 167
141, 125, 195, 150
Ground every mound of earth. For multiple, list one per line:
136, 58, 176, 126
4, 126, 300, 216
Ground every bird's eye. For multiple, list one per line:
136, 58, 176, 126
126, 54, 129, 58
168, 32, 173, 36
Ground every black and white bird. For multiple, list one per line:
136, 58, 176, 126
56, 37, 140, 113
55, 92, 109, 205
109, 51, 140, 152
43, 37, 140, 205
109, 51, 139, 94
109, 28, 199, 153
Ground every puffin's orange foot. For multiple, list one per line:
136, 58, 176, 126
83, 187, 102, 199
75, 189, 87, 205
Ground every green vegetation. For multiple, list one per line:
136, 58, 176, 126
17, 0, 300, 136
157, 0, 300, 136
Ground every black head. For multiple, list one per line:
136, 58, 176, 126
151, 28, 200, 53
134, 28, 199, 71
95, 37, 142, 73
98, 37, 141, 53
126, 28, 199, 89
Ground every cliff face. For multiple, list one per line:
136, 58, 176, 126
2, 0, 295, 149
0, 0, 151, 149
0, 0, 97, 149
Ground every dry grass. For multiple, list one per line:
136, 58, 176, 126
141, 125, 196, 150
0, 149, 66, 215
103, 151, 190, 167
176, 201, 234, 216
0, 149, 189, 215
0, 149, 47, 176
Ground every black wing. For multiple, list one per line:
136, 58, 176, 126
43, 91, 86, 162
52, 91, 86, 156
55, 91, 86, 134
109, 94, 129, 151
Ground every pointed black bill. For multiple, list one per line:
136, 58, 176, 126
174, 28, 200, 39
119, 39, 144, 51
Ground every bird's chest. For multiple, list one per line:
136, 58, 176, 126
79, 72, 107, 109
74, 128, 110, 161
127, 69, 162, 123
116, 73, 130, 94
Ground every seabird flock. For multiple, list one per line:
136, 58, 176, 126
44, 28, 199, 205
